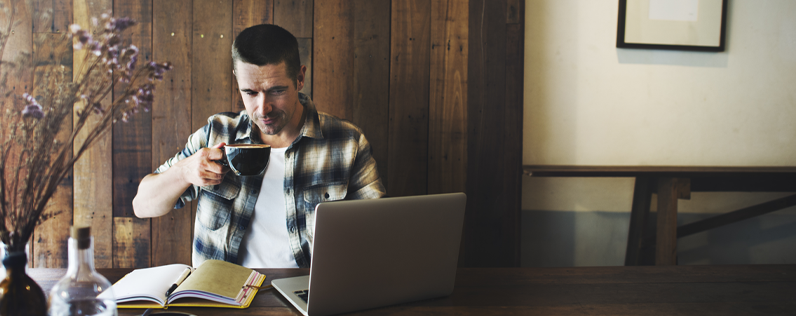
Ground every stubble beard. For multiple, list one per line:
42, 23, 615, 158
254, 110, 288, 135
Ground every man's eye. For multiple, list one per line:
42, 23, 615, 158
245, 91, 257, 96
271, 89, 286, 95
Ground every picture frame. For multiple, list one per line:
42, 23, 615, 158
617, 0, 728, 52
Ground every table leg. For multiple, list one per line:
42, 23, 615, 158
655, 177, 690, 265
625, 177, 653, 266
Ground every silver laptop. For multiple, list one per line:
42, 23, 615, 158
271, 193, 466, 316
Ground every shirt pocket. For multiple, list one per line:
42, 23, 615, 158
196, 178, 241, 231
302, 182, 348, 208
302, 182, 348, 233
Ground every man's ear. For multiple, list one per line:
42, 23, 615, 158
296, 65, 307, 91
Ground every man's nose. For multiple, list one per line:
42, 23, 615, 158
257, 96, 273, 115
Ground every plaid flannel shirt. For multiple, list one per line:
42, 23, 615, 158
154, 93, 386, 267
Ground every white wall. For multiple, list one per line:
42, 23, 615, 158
522, 0, 796, 267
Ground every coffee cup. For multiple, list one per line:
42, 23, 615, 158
218, 144, 271, 176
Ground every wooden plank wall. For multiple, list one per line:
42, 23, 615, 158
6, 0, 523, 268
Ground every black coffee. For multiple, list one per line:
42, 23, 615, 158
224, 144, 271, 176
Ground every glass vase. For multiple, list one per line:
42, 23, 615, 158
0, 250, 48, 316
49, 226, 117, 316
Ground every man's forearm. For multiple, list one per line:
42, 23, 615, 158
132, 169, 192, 218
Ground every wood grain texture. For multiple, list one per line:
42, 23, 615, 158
1, 0, 33, 266
150, 0, 192, 266
501, 0, 524, 267
72, 0, 113, 269
32, 27, 73, 268
32, 0, 71, 33
112, 0, 152, 268
31, 266, 796, 315
388, 0, 431, 197
192, 0, 233, 128
429, 0, 467, 195
112, 217, 150, 268
274, 0, 311, 38
2, 0, 33, 96
466, 0, 522, 267
655, 177, 689, 265
353, 0, 390, 189
313, 0, 353, 120
233, 0, 273, 38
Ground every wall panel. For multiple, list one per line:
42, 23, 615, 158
429, 0, 468, 195
388, 0, 431, 197
313, 0, 353, 120
16, 0, 523, 268
151, 0, 193, 266
112, 0, 153, 268
353, 0, 390, 188
71, 0, 113, 269
466, 0, 522, 267
32, 5, 73, 268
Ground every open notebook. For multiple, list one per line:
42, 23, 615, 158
103, 259, 265, 309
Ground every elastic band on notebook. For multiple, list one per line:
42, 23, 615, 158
242, 284, 272, 290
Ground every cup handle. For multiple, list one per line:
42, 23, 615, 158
215, 145, 229, 167
214, 147, 228, 191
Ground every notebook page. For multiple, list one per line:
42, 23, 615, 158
170, 260, 256, 304
109, 263, 192, 305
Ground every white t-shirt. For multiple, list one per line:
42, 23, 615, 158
237, 147, 299, 268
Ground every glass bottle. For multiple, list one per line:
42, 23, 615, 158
49, 226, 117, 316
0, 249, 48, 316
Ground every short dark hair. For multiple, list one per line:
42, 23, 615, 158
231, 24, 301, 84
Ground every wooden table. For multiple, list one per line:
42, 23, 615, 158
524, 165, 796, 266
30, 265, 796, 315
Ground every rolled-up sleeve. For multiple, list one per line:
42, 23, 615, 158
153, 124, 210, 209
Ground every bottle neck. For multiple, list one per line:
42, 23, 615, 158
66, 237, 96, 276
2, 250, 29, 277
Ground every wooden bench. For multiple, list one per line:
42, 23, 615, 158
523, 165, 796, 265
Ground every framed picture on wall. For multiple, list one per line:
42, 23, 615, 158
617, 0, 728, 52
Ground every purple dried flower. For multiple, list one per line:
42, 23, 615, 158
105, 46, 119, 66
147, 61, 173, 81
21, 93, 45, 119
22, 105, 44, 118
88, 41, 102, 56
120, 45, 139, 70
136, 84, 155, 111
73, 29, 92, 50
91, 102, 105, 115
112, 17, 136, 32
107, 35, 121, 48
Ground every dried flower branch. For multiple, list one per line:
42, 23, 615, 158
0, 4, 171, 252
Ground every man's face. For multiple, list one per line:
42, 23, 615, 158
234, 60, 305, 137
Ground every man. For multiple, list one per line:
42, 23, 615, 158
132, 24, 385, 268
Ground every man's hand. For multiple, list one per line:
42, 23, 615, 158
174, 142, 229, 187
133, 142, 229, 218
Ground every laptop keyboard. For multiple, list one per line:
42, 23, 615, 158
294, 289, 309, 303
